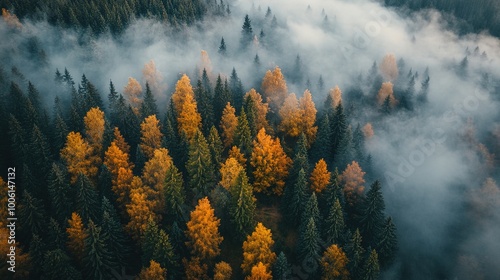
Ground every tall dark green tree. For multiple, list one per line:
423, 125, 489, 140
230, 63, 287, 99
336, 126, 354, 169
273, 251, 291, 280
311, 114, 331, 163
164, 163, 186, 223
29, 124, 52, 177
230, 68, 244, 112
83, 220, 115, 279
376, 217, 397, 268
297, 217, 320, 275
283, 168, 308, 225
324, 198, 345, 246
186, 130, 215, 197
195, 74, 214, 135
359, 181, 385, 246
240, 14, 253, 49
47, 218, 66, 250
43, 249, 82, 280
108, 80, 119, 119
301, 193, 321, 234
19, 190, 46, 239
208, 126, 224, 172
229, 171, 256, 239
101, 197, 129, 267
140, 82, 159, 120
142, 217, 177, 276
213, 75, 232, 125
330, 102, 347, 159
47, 163, 71, 223
30, 234, 46, 278
218, 37, 227, 55
362, 249, 380, 280
346, 229, 365, 279
233, 110, 253, 157
74, 174, 100, 223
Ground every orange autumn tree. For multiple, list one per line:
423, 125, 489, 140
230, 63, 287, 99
178, 93, 202, 140
1, 8, 22, 29
380, 54, 399, 81
142, 60, 166, 97
142, 148, 173, 215
186, 197, 223, 260
261, 66, 288, 111
251, 128, 292, 195
310, 159, 331, 193
377, 82, 397, 108
137, 260, 167, 280
183, 257, 209, 280
171, 74, 195, 116
113, 127, 130, 154
126, 177, 156, 239
246, 262, 272, 280
104, 141, 133, 186
220, 102, 238, 148
321, 244, 350, 280
220, 157, 245, 190
341, 161, 366, 205
278, 93, 301, 137
299, 89, 318, 146
83, 107, 105, 156
363, 123, 374, 139
198, 50, 213, 76
124, 77, 143, 110
60, 131, 99, 184
140, 115, 163, 159
66, 212, 88, 264
241, 222, 277, 274
327, 86, 342, 109
229, 146, 247, 168
214, 261, 232, 280
114, 167, 134, 209
244, 89, 271, 132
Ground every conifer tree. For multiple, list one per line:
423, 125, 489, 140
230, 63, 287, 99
229, 171, 256, 238
178, 92, 202, 140
321, 244, 350, 280
83, 107, 105, 156
229, 145, 247, 168
244, 89, 270, 134
324, 199, 345, 246
164, 163, 186, 223
331, 102, 347, 159
310, 159, 331, 193
297, 217, 320, 273
362, 249, 380, 280
301, 193, 321, 234
60, 131, 99, 184
284, 168, 308, 225
230, 68, 244, 111
138, 260, 167, 280
183, 257, 209, 280
195, 74, 214, 135
208, 126, 224, 171
74, 173, 100, 222
218, 37, 227, 56
18, 190, 46, 237
47, 163, 71, 223
186, 130, 215, 196
140, 83, 159, 120
220, 157, 244, 190
246, 262, 272, 280
186, 197, 223, 260
28, 124, 51, 176
346, 229, 365, 279
101, 197, 128, 267
341, 161, 366, 206
172, 74, 195, 117
214, 75, 232, 125
83, 220, 115, 279
66, 212, 88, 264
142, 148, 173, 216
279, 93, 301, 137
273, 252, 291, 280
123, 77, 142, 112
142, 217, 177, 274
234, 110, 253, 157
261, 67, 288, 112
376, 217, 397, 267
299, 89, 318, 146
220, 102, 238, 148
241, 15, 253, 49
140, 115, 163, 159
126, 177, 156, 239
241, 222, 277, 274
43, 249, 82, 280
360, 181, 385, 246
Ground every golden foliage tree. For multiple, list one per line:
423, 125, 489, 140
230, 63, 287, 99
142, 60, 166, 97
310, 159, 331, 193
251, 128, 292, 195
172, 74, 195, 116
178, 93, 202, 140
113, 127, 130, 154
186, 197, 223, 260
142, 148, 173, 215
104, 141, 133, 186
114, 167, 134, 209
220, 157, 245, 190
229, 146, 247, 168
278, 93, 301, 137
124, 77, 143, 110
183, 257, 209, 280
241, 222, 277, 274
341, 161, 366, 206
214, 261, 233, 280
140, 115, 163, 159
261, 67, 288, 111
328, 86, 342, 109
299, 89, 318, 145
321, 244, 350, 280
246, 262, 272, 280
244, 89, 271, 132
220, 102, 239, 148
199, 50, 213, 76
1, 8, 22, 29
377, 82, 397, 107
83, 107, 105, 155
66, 212, 88, 264
380, 54, 399, 81
137, 260, 167, 280
126, 177, 156, 240
362, 123, 374, 139
60, 131, 99, 184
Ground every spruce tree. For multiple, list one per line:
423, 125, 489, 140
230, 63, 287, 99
273, 252, 291, 280
140, 83, 159, 120
297, 217, 320, 275
43, 249, 82, 280
331, 102, 347, 159
362, 249, 380, 280
284, 168, 308, 225
218, 37, 227, 55
229, 171, 256, 239
311, 114, 331, 163
324, 198, 345, 245
230, 68, 244, 112
359, 181, 385, 246
74, 174, 100, 223
208, 126, 224, 174
376, 217, 398, 267
186, 130, 215, 197
346, 229, 365, 279
213, 75, 232, 125
195, 75, 214, 135
240, 14, 253, 49
18, 190, 46, 238
101, 197, 128, 267
83, 220, 115, 279
301, 193, 321, 234
233, 110, 253, 157
164, 164, 186, 223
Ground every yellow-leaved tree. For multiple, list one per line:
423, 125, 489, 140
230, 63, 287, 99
126, 177, 156, 239
341, 161, 366, 206
66, 212, 88, 264
261, 66, 288, 111
246, 262, 272, 280
229, 146, 247, 168
219, 157, 245, 190
214, 261, 232, 280
380, 53, 399, 81
83, 107, 105, 156
142, 60, 166, 98
104, 141, 133, 186
220, 102, 238, 148
186, 197, 223, 260
172, 74, 195, 116
113, 127, 130, 154
321, 244, 350, 280
362, 123, 374, 139
241, 222, 277, 274
142, 148, 173, 215
377, 82, 397, 107
278, 93, 301, 137
244, 89, 271, 132
299, 89, 318, 145
60, 131, 99, 184
137, 260, 167, 280
310, 159, 331, 193
327, 86, 342, 109
140, 115, 163, 159
251, 128, 292, 195
124, 77, 143, 111
177, 93, 202, 140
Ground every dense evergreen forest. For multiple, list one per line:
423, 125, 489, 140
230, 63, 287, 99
1, 0, 499, 279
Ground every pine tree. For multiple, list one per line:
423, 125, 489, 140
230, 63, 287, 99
18, 190, 46, 237
229, 171, 256, 239
234, 110, 253, 157
376, 217, 397, 267
29, 124, 51, 176
352, 124, 365, 162
74, 173, 100, 222
301, 193, 321, 234
297, 217, 320, 273
310, 159, 331, 193
362, 249, 380, 280
324, 199, 345, 245
321, 244, 350, 280
336, 125, 354, 169
246, 262, 272, 280
273, 252, 291, 280
288, 133, 309, 187
140, 115, 163, 159
208, 126, 224, 171
214, 75, 232, 124
195, 74, 214, 135
138, 260, 167, 280
164, 163, 186, 223
49, 218, 66, 255
43, 249, 82, 280
66, 212, 88, 264
251, 128, 292, 195
83, 220, 115, 279
220, 102, 238, 148
101, 197, 128, 267
60, 131, 99, 184
360, 181, 385, 246
29, 234, 46, 278
284, 168, 308, 225
186, 197, 223, 260
244, 89, 270, 135
186, 130, 215, 196
214, 261, 232, 280
142, 217, 177, 274
108, 80, 119, 121
331, 102, 347, 160
230, 68, 244, 111
140, 83, 159, 120
218, 37, 227, 56
241, 222, 277, 274
47, 163, 71, 223
241, 14, 253, 49
346, 229, 365, 279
